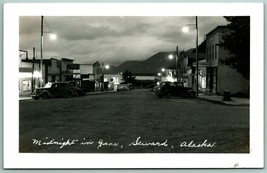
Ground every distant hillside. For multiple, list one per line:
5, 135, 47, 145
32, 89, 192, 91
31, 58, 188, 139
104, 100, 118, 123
133, 52, 176, 75
107, 52, 176, 76
116, 61, 140, 73
107, 42, 206, 75
107, 61, 140, 74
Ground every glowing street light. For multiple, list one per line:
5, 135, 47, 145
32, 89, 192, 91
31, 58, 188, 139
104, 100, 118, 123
182, 26, 189, 33
49, 33, 57, 40
168, 54, 174, 60
105, 64, 110, 69
161, 68, 166, 72
168, 46, 179, 82
101, 63, 110, 91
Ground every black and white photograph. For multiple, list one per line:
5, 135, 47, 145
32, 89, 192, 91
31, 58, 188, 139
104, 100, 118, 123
3, 3, 264, 169
18, 15, 250, 154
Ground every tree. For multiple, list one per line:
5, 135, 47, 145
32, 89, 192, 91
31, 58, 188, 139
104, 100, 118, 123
121, 70, 136, 84
219, 16, 250, 80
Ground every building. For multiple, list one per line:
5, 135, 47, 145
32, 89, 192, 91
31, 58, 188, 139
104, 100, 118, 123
175, 25, 249, 95
73, 63, 95, 92
19, 57, 43, 96
60, 58, 76, 82
19, 50, 45, 96
21, 58, 75, 84
19, 54, 76, 96
180, 42, 206, 89
72, 61, 109, 92
205, 26, 249, 95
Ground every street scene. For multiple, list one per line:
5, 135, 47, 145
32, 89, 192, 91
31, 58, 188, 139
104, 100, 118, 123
19, 16, 250, 153
20, 89, 249, 153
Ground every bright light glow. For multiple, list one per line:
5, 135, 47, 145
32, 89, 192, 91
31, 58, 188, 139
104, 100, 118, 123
104, 78, 109, 82
157, 73, 161, 76
161, 68, 165, 72
33, 71, 41, 78
168, 54, 174, 60
19, 72, 32, 78
166, 76, 175, 82
49, 33, 57, 40
182, 26, 189, 33
105, 65, 110, 69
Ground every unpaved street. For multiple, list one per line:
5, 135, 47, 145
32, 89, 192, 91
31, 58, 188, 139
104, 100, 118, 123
19, 89, 249, 153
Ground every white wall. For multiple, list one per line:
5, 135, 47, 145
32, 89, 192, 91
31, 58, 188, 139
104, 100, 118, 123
217, 65, 249, 94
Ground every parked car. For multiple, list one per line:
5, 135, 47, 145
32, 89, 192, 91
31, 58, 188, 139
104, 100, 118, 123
154, 82, 168, 94
31, 82, 86, 100
116, 84, 130, 92
156, 81, 196, 98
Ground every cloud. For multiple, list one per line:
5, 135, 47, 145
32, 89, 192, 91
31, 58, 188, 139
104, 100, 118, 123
19, 16, 228, 66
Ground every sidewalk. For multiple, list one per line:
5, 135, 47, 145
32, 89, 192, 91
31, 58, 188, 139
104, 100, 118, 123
19, 96, 32, 101
198, 94, 249, 106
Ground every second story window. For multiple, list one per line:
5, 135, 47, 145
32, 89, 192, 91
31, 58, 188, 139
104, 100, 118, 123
215, 45, 217, 59
212, 46, 215, 59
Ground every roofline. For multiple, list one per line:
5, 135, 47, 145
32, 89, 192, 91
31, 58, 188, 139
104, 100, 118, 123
79, 64, 94, 65
205, 25, 228, 37
61, 58, 74, 61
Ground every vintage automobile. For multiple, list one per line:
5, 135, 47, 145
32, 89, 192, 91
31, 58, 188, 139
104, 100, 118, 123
156, 81, 196, 98
31, 82, 86, 100
116, 84, 130, 92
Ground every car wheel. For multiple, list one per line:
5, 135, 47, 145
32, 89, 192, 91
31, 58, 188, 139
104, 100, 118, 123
186, 91, 196, 98
65, 91, 73, 98
40, 92, 49, 99
166, 92, 172, 99
77, 90, 86, 96
158, 94, 163, 98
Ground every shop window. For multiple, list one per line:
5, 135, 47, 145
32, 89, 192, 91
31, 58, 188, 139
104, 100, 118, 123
22, 80, 31, 92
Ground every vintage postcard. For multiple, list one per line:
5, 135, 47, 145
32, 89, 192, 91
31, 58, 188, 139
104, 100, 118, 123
3, 3, 264, 169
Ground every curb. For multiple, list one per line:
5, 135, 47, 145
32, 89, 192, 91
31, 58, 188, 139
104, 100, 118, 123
19, 98, 33, 101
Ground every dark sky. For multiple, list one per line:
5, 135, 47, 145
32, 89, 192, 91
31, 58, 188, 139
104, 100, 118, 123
19, 16, 228, 66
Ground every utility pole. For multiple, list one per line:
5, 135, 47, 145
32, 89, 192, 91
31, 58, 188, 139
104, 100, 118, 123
32, 47, 35, 93
176, 46, 179, 82
40, 15, 44, 87
195, 16, 199, 96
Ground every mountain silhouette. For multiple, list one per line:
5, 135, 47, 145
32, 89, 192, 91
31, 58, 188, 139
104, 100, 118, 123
107, 52, 176, 75
107, 41, 206, 75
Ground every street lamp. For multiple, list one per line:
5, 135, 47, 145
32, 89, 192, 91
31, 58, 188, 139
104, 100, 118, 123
157, 72, 162, 82
101, 63, 110, 91
105, 64, 110, 70
168, 54, 174, 60
182, 16, 199, 96
168, 46, 179, 82
40, 15, 57, 87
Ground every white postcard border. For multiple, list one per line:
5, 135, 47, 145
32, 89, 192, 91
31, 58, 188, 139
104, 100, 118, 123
3, 3, 264, 168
